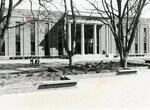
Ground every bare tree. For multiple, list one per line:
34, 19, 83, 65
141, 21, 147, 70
87, 0, 148, 68
63, 0, 76, 69
37, 0, 77, 69
0, 0, 23, 52
0, 0, 55, 56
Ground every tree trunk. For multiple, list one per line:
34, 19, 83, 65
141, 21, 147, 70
69, 54, 73, 71
120, 56, 128, 68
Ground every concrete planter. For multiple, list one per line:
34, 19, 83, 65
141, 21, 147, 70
38, 78, 77, 89
147, 65, 150, 69
117, 68, 137, 75
145, 60, 150, 63
37, 68, 78, 89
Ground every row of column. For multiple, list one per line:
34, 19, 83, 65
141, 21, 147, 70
130, 24, 150, 54
67, 23, 98, 55
67, 22, 150, 55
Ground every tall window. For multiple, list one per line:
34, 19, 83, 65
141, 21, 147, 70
31, 22, 35, 55
16, 22, 21, 55
135, 29, 138, 53
144, 28, 147, 53
45, 23, 49, 55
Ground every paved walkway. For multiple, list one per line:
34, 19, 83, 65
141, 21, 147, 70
0, 58, 69, 64
0, 57, 146, 65
0, 68, 47, 75
0, 69, 150, 110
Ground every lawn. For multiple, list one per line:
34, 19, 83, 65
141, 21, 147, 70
0, 59, 149, 95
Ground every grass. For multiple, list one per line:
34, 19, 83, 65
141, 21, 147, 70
0, 63, 30, 69
0, 59, 149, 95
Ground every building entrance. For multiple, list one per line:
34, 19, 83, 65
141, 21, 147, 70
84, 24, 93, 54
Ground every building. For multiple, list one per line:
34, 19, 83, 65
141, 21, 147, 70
0, 9, 150, 59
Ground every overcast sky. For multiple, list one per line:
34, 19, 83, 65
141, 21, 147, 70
14, 0, 150, 18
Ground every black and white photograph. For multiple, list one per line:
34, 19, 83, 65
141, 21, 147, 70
0, 0, 150, 110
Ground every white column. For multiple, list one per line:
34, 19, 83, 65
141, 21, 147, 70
110, 30, 113, 54
68, 23, 71, 51
105, 25, 108, 53
5, 30, 9, 56
93, 24, 97, 54
131, 36, 135, 54
81, 23, 85, 55
100, 25, 105, 54
139, 25, 144, 54
99, 26, 101, 54
35, 22, 38, 56
146, 25, 149, 53
138, 26, 140, 54
108, 26, 110, 53
62, 37, 66, 55
148, 24, 150, 54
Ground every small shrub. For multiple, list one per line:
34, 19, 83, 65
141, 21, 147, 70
102, 50, 106, 54
109, 61, 113, 70
0, 80, 5, 87
1, 74, 10, 79
114, 55, 118, 58
106, 54, 109, 57
95, 61, 103, 73
46, 73, 52, 77
96, 67, 102, 73
26, 73, 33, 77
37, 72, 45, 77
83, 65, 88, 74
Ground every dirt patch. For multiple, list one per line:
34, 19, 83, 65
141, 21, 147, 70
0, 60, 148, 95
0, 71, 61, 95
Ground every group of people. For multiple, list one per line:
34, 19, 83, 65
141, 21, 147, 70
30, 57, 40, 67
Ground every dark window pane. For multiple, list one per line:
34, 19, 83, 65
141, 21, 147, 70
144, 43, 147, 53
16, 42, 20, 55
45, 23, 49, 55
16, 22, 21, 55
0, 42, 5, 56
144, 28, 147, 53
135, 43, 138, 53
31, 22, 35, 55
31, 42, 35, 55
16, 42, 20, 52
16, 34, 20, 42
31, 22, 35, 42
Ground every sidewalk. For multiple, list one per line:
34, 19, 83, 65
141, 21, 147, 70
0, 68, 47, 75
0, 69, 150, 110
0, 56, 148, 64
0, 58, 69, 64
